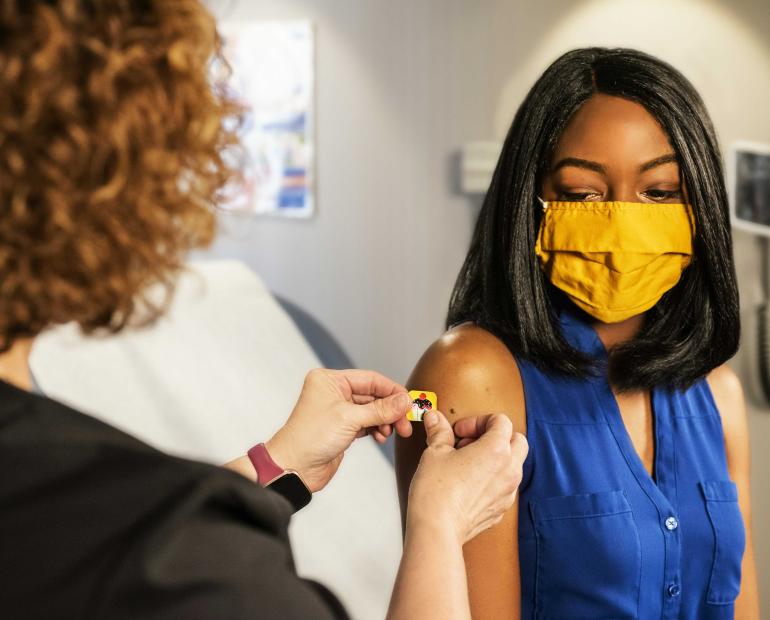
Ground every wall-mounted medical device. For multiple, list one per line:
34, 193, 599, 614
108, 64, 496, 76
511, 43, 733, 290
728, 141, 770, 407
460, 141, 502, 194
728, 141, 770, 236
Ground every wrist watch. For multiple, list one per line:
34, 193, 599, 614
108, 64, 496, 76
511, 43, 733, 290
247, 443, 312, 513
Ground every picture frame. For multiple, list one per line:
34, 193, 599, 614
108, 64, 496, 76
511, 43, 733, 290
219, 20, 315, 218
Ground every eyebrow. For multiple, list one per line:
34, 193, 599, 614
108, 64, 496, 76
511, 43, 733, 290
639, 153, 678, 172
551, 157, 606, 174
551, 153, 679, 175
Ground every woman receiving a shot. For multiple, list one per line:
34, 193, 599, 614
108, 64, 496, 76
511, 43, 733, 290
397, 47, 760, 618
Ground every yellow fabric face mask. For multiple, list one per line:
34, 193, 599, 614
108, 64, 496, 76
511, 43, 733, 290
534, 200, 695, 324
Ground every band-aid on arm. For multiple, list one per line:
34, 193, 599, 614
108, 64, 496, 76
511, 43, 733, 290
407, 390, 437, 422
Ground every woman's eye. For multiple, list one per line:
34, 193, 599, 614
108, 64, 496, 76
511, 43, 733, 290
557, 191, 601, 201
644, 189, 682, 200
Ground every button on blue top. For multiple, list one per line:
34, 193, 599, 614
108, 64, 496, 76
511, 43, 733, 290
516, 305, 747, 619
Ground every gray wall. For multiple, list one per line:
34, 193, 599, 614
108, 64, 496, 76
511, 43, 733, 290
206, 0, 491, 381
205, 0, 770, 612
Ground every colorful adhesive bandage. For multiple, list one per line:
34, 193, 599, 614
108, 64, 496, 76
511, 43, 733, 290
407, 390, 437, 422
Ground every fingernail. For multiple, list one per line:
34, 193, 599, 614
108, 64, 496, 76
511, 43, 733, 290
424, 411, 437, 427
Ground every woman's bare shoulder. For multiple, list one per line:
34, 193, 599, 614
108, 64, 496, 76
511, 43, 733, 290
408, 322, 525, 429
706, 364, 748, 460
411, 322, 518, 379
706, 364, 743, 404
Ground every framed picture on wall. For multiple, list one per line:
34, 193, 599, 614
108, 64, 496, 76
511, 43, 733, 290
728, 141, 770, 237
219, 21, 315, 218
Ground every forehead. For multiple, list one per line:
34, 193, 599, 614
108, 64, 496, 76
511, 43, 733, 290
552, 94, 674, 166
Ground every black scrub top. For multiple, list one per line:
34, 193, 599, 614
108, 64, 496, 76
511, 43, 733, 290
0, 378, 349, 619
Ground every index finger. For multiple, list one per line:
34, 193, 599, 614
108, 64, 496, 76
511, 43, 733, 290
333, 369, 407, 400
480, 414, 514, 441
453, 414, 496, 439
456, 413, 513, 444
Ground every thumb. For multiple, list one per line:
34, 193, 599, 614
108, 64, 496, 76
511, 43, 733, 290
424, 410, 455, 449
356, 392, 412, 428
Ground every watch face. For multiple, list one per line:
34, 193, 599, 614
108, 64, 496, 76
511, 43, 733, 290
267, 472, 312, 513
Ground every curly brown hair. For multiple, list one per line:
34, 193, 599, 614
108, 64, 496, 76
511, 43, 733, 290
0, 0, 241, 351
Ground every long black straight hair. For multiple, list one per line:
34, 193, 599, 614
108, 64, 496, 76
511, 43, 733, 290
447, 47, 740, 392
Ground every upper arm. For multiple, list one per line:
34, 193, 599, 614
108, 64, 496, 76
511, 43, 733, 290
395, 324, 526, 619
707, 364, 759, 616
707, 365, 751, 511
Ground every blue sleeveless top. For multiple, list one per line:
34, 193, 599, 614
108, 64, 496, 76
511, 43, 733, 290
517, 307, 746, 619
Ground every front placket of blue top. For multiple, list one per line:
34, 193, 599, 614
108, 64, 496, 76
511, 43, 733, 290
561, 310, 683, 619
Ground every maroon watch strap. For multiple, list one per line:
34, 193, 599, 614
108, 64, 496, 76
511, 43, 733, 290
247, 443, 284, 486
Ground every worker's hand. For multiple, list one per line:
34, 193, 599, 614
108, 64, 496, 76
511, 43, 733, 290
266, 369, 413, 492
406, 411, 528, 544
